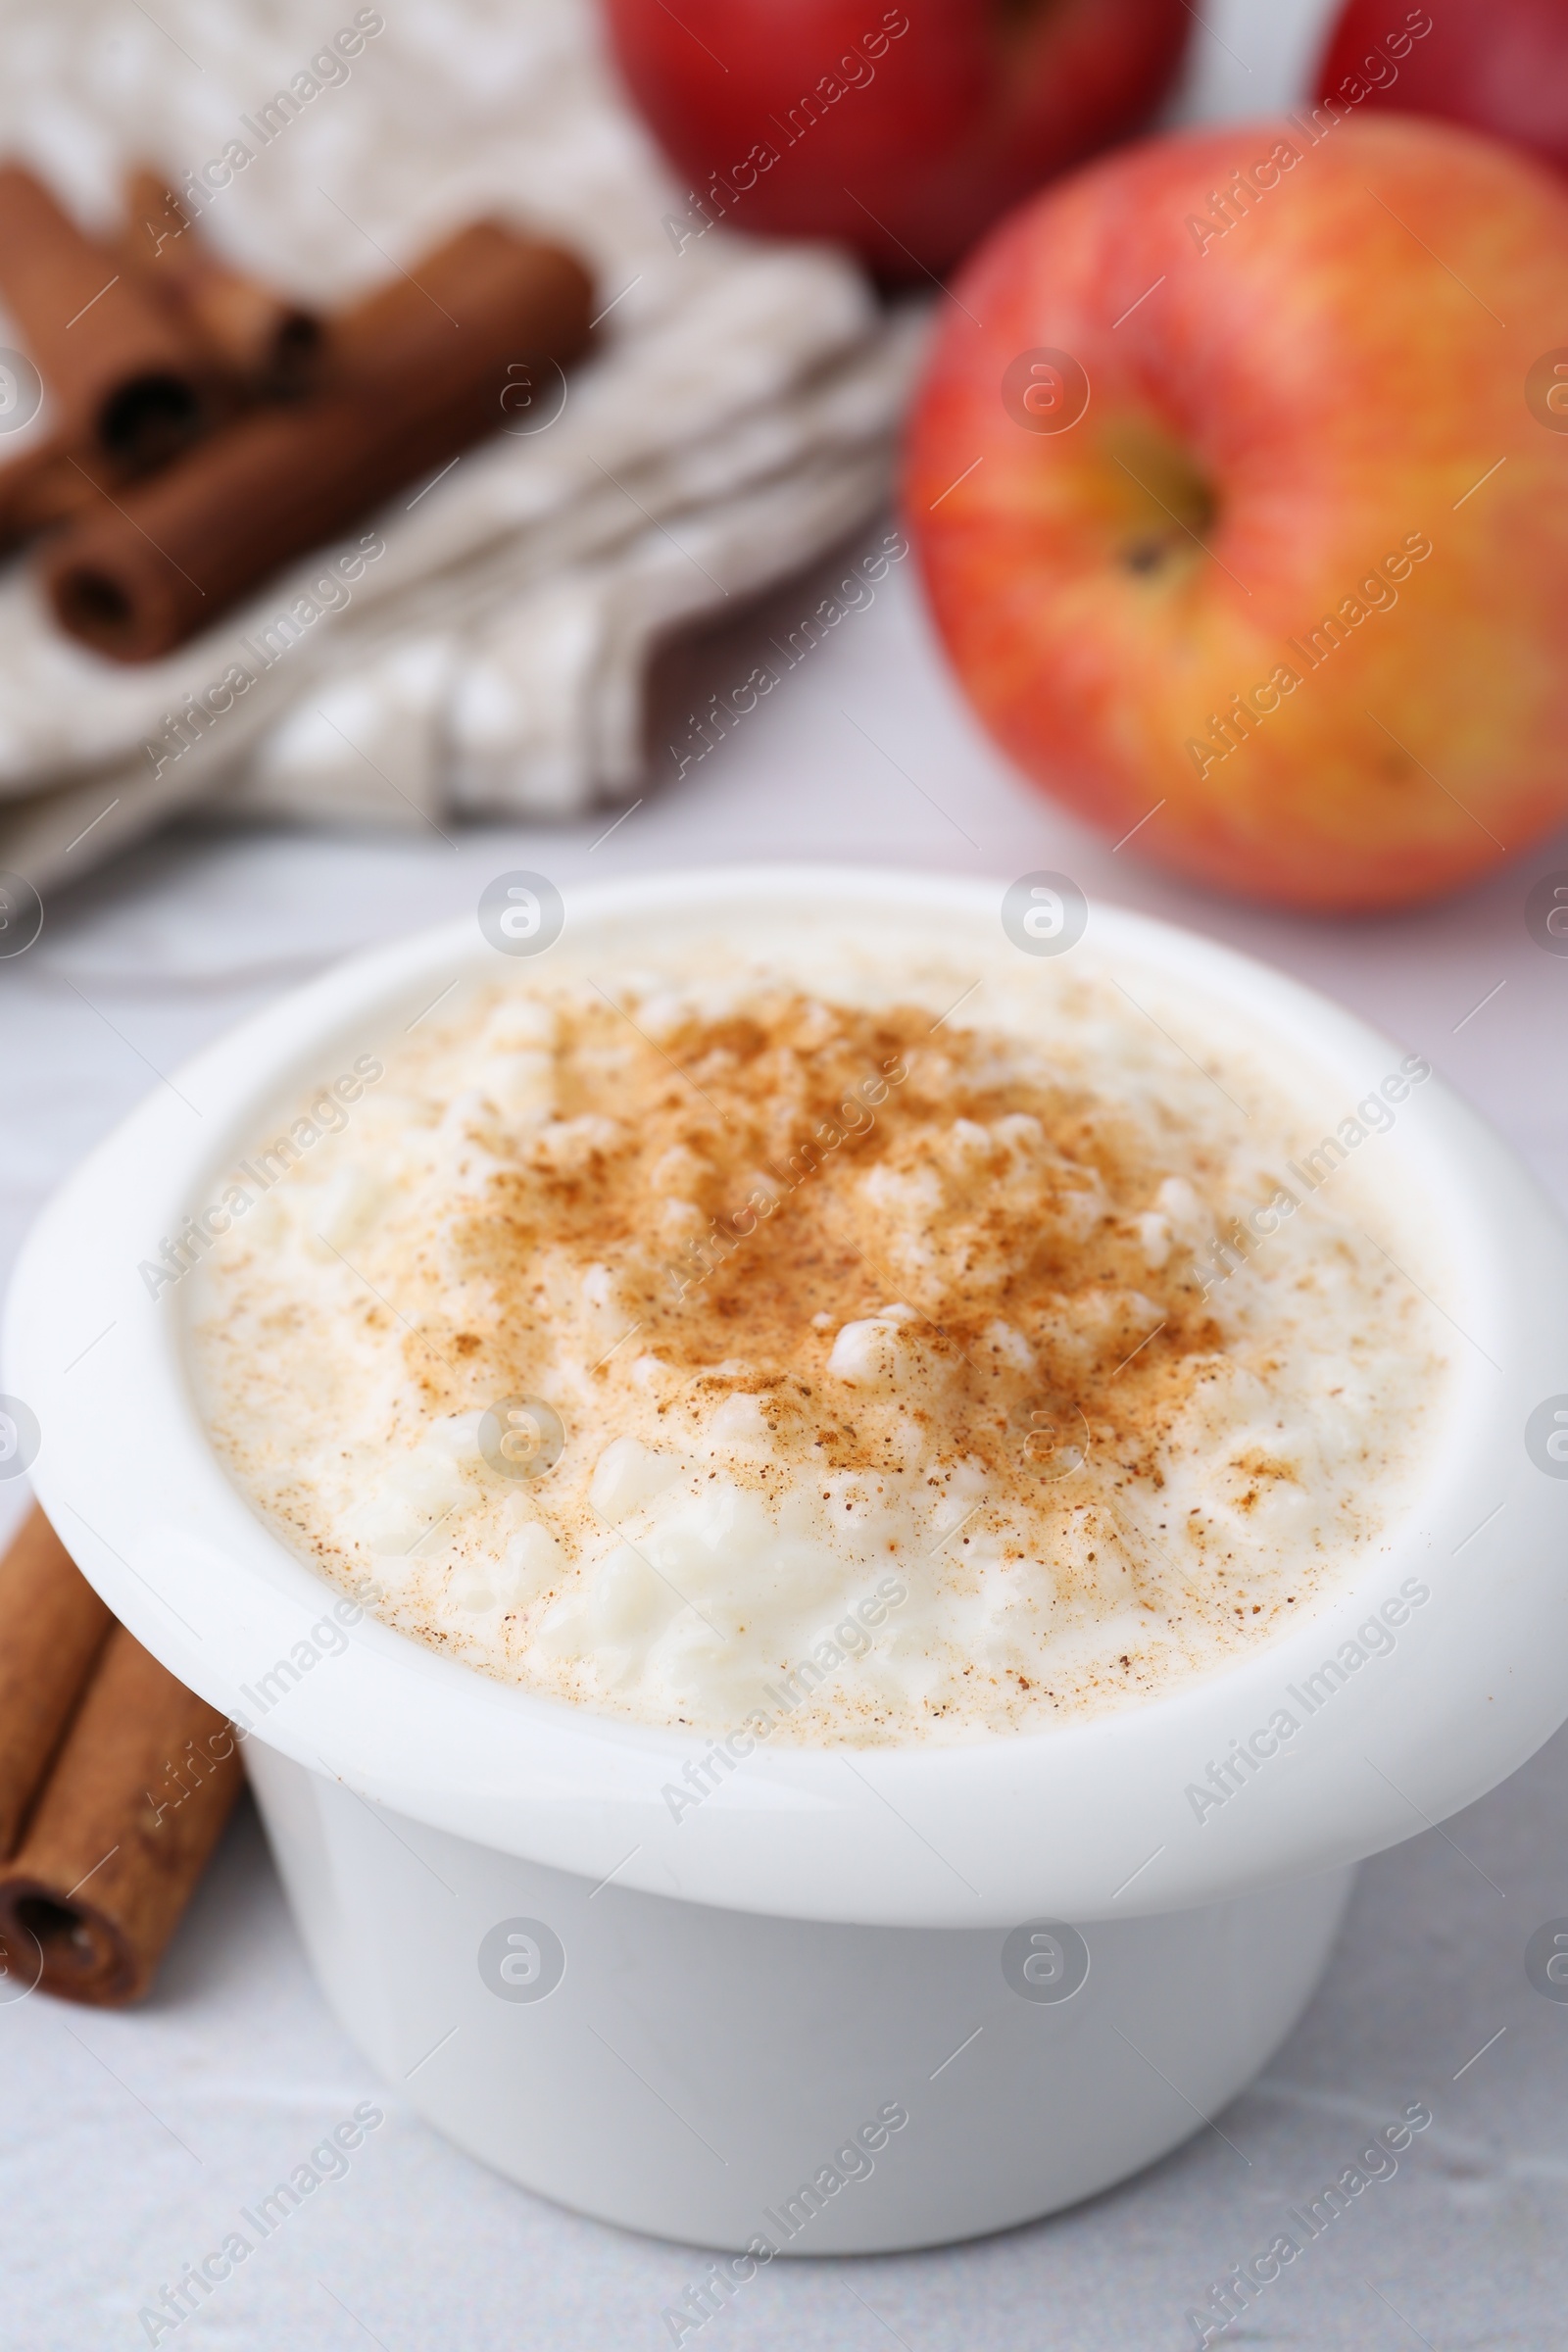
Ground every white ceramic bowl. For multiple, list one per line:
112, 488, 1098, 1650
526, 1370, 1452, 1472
8, 866, 1567, 2252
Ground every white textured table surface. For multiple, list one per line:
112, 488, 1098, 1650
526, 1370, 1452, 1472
7, 3, 1568, 2346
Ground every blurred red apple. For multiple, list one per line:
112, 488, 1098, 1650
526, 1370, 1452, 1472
601, 0, 1192, 279
904, 116, 1568, 912
1316, 0, 1568, 179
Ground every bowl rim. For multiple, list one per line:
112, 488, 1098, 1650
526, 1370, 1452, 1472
8, 861, 1568, 1928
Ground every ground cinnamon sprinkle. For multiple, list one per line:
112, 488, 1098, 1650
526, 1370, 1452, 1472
412, 990, 1231, 1485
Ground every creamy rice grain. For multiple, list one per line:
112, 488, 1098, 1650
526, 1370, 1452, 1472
190, 952, 1446, 1745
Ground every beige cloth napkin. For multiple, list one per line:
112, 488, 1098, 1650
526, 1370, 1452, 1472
0, 0, 923, 888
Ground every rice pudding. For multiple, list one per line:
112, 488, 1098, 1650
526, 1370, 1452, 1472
187, 920, 1448, 1745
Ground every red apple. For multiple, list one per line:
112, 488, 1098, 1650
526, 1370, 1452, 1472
903, 115, 1568, 913
601, 0, 1192, 280
1316, 0, 1568, 180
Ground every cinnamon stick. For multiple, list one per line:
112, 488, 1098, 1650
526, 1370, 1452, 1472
120, 169, 324, 400
0, 166, 318, 553
0, 164, 226, 470
42, 220, 594, 662
0, 1625, 242, 2006
0, 436, 103, 553
0, 1506, 114, 1857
